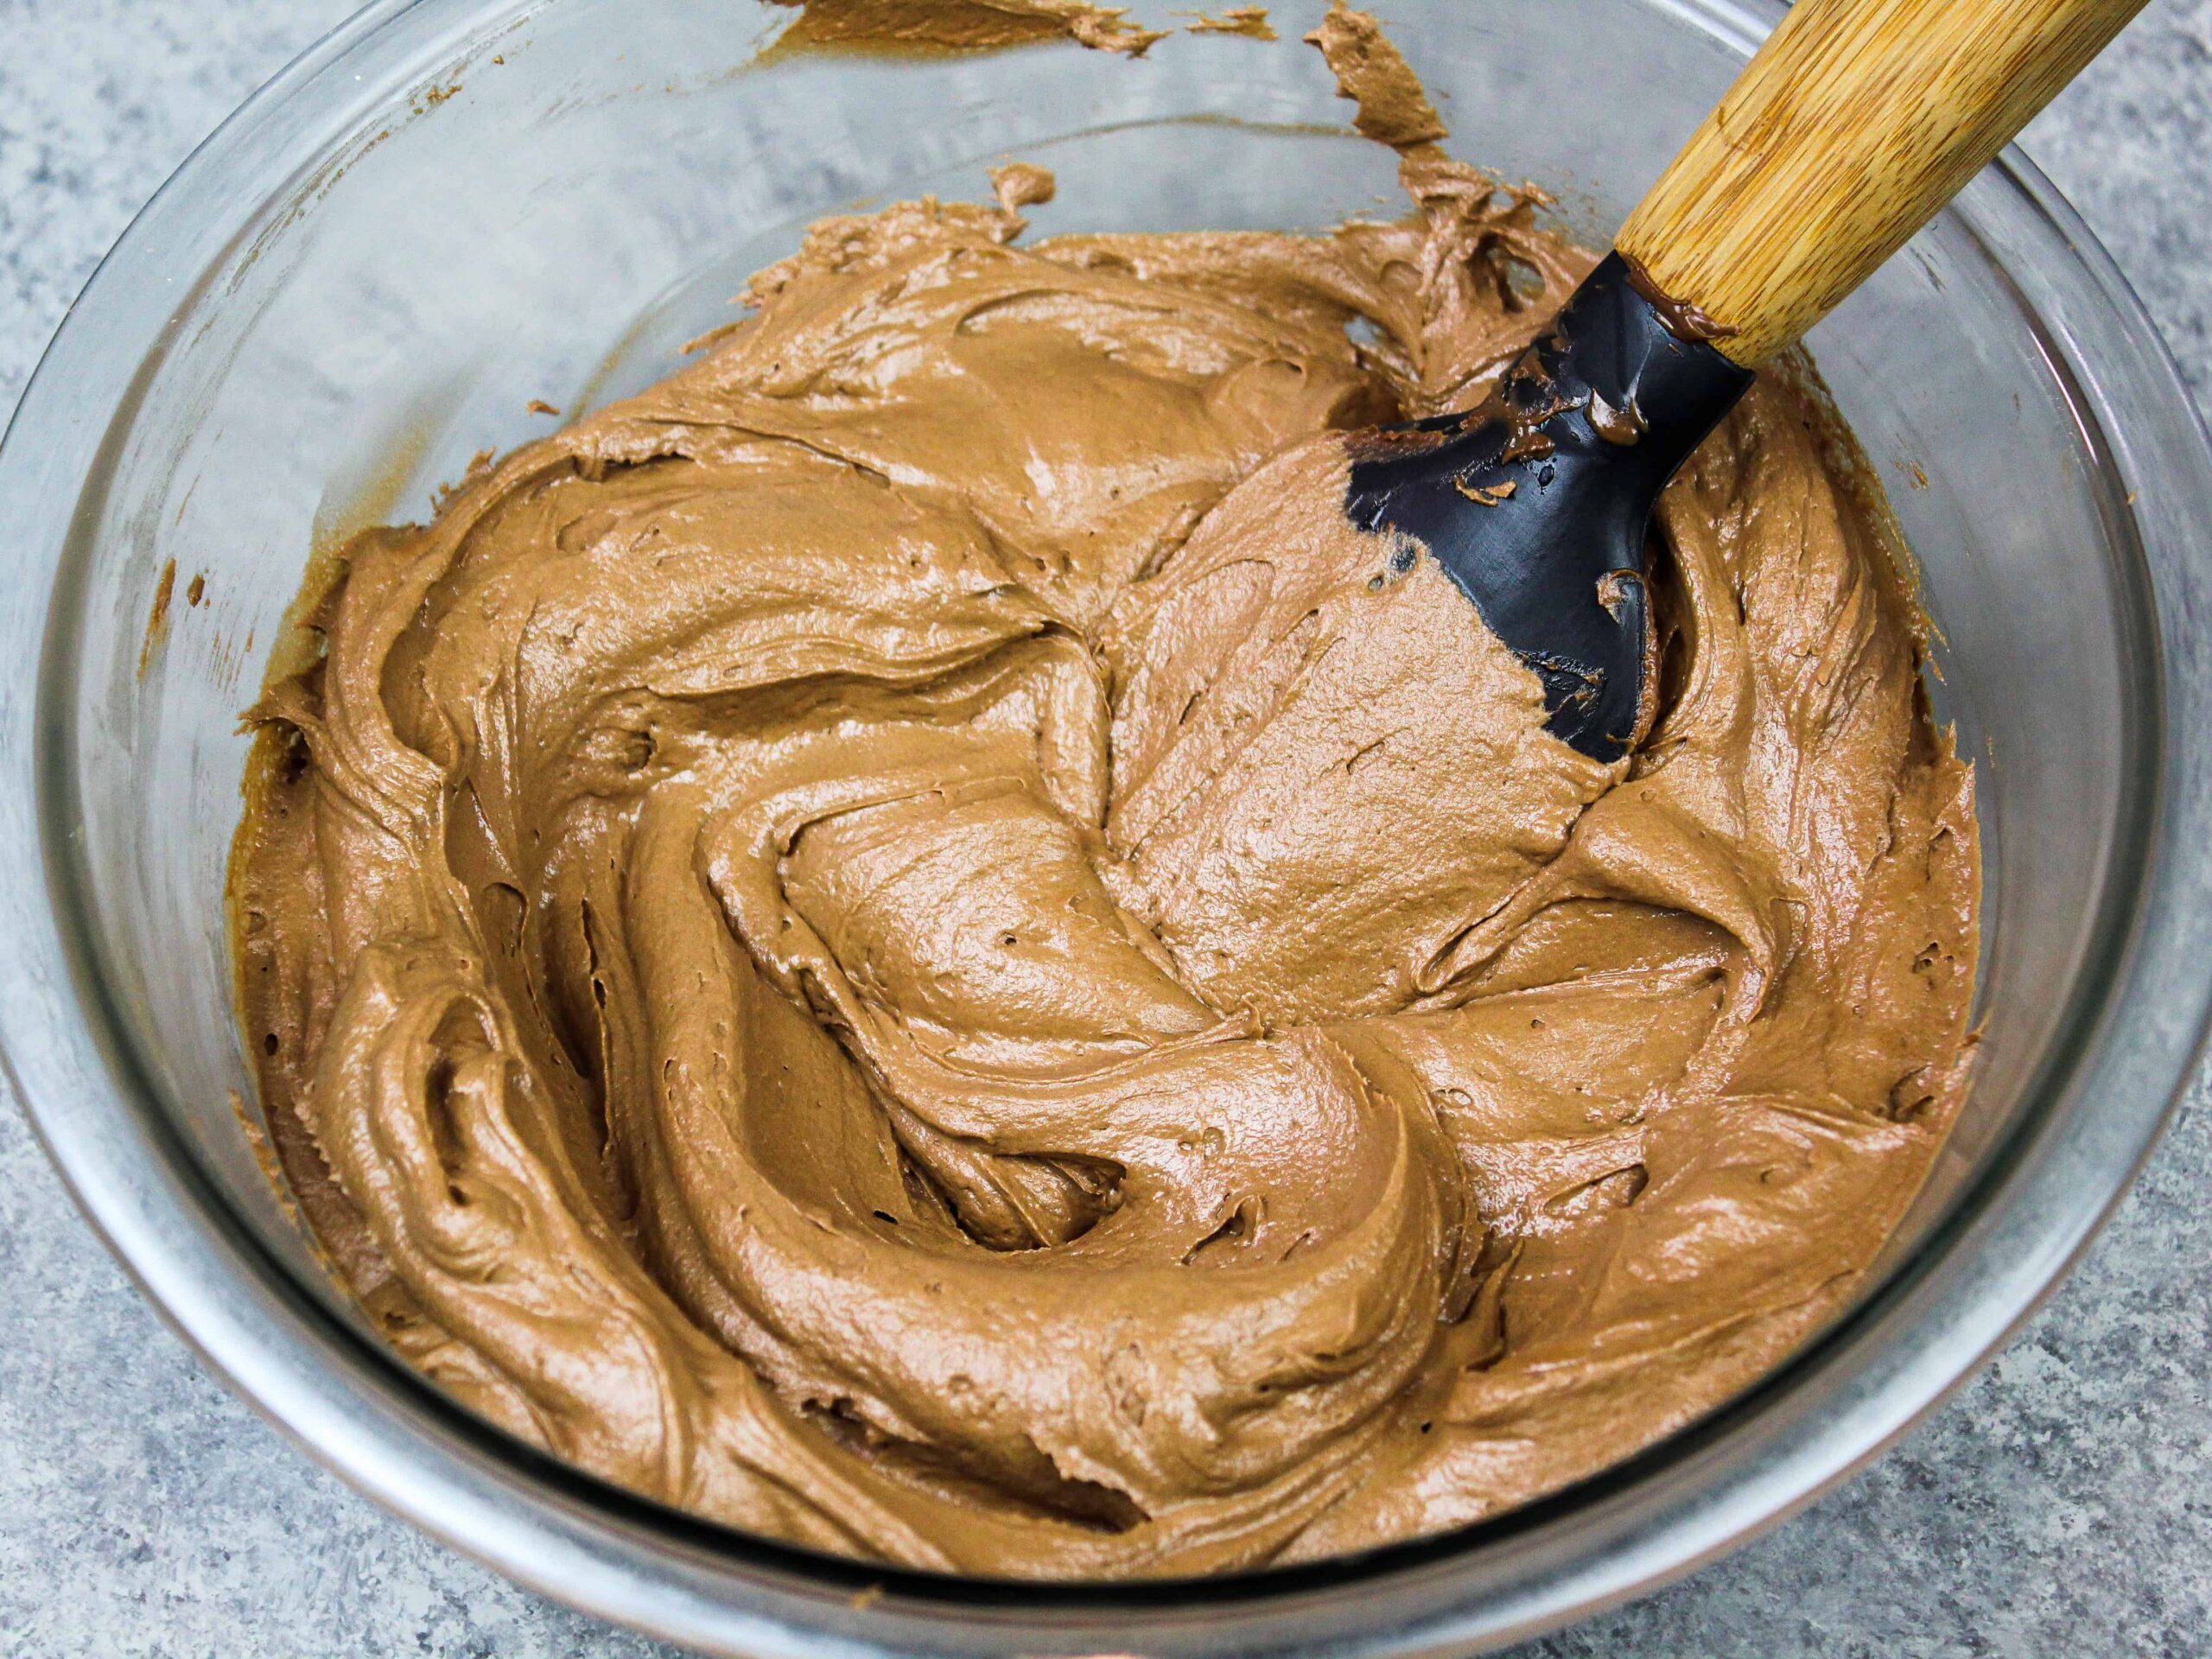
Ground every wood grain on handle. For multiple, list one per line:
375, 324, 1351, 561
1616, 0, 2148, 365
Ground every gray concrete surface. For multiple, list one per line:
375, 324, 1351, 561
2, 1, 2208, 1653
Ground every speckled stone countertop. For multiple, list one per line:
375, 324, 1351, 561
3, 2, 2209, 1653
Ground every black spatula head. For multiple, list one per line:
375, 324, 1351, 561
1344, 252, 1753, 763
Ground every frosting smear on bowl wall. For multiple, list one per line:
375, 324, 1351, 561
227, 3, 1980, 1577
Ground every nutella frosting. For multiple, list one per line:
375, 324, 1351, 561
230, 4, 1979, 1576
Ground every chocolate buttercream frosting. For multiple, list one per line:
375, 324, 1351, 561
230, 3, 1978, 1576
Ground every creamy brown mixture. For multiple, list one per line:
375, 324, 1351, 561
230, 6, 1977, 1577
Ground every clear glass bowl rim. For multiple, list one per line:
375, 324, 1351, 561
3, 1, 2211, 1654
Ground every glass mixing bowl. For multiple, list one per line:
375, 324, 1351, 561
4, 0, 2210, 1652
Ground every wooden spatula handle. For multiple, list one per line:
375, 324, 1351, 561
1616, 0, 2148, 365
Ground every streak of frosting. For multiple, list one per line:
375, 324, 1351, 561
764, 0, 1167, 57
231, 7, 1978, 1578
1306, 0, 1448, 150
1186, 7, 1275, 40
